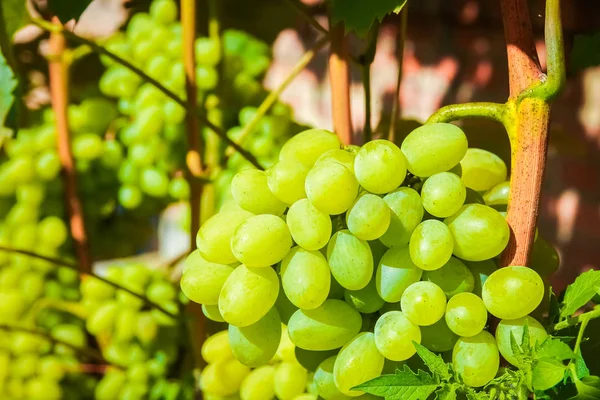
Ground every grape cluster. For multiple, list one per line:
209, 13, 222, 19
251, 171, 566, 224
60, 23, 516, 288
182, 124, 556, 393
81, 263, 188, 400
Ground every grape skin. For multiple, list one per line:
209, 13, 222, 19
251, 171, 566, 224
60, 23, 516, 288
452, 331, 499, 387
482, 266, 544, 319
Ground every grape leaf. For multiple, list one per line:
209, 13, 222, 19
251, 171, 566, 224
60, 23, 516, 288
47, 0, 93, 23
354, 366, 439, 400
571, 32, 600, 72
0, 49, 16, 145
413, 342, 451, 381
536, 337, 576, 361
569, 376, 600, 400
561, 270, 600, 318
576, 354, 591, 380
0, 0, 29, 40
434, 384, 457, 400
330, 0, 407, 37
532, 358, 567, 391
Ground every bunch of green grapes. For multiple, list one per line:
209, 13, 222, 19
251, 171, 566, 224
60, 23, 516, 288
80, 263, 191, 400
181, 124, 560, 394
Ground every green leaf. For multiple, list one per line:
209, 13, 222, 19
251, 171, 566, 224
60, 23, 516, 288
0, 49, 17, 145
354, 366, 439, 400
330, 0, 407, 37
549, 287, 561, 323
532, 358, 568, 391
0, 0, 29, 40
561, 270, 600, 318
434, 384, 457, 400
576, 354, 591, 380
47, 0, 93, 23
521, 324, 531, 353
536, 337, 576, 361
571, 32, 600, 72
413, 342, 452, 381
570, 376, 600, 400
465, 387, 489, 400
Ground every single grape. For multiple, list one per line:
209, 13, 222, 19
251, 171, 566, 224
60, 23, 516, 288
267, 159, 309, 205
200, 358, 251, 396
196, 66, 219, 90
421, 172, 466, 218
529, 236, 560, 277
376, 246, 422, 303
401, 123, 468, 177
445, 293, 487, 337
482, 266, 544, 319
305, 161, 358, 215
400, 281, 446, 326
229, 307, 282, 367
149, 0, 178, 24
140, 167, 169, 198
327, 230, 373, 291
287, 299, 362, 351
201, 331, 234, 364
240, 365, 276, 400
354, 140, 406, 194
274, 362, 308, 400
452, 331, 499, 387
37, 216, 68, 248
483, 181, 510, 207
409, 219, 454, 271
281, 247, 331, 310
460, 148, 507, 191
495, 316, 547, 366
444, 204, 509, 261
231, 214, 293, 267
231, 169, 287, 215
374, 311, 421, 361
279, 129, 341, 168
286, 199, 332, 251
344, 278, 385, 314
380, 187, 424, 247
346, 194, 391, 241
314, 356, 346, 400
118, 185, 143, 209
196, 210, 253, 264
202, 304, 225, 322
195, 37, 221, 67
420, 318, 458, 352
333, 332, 384, 396
218, 265, 279, 327
168, 176, 190, 200
180, 250, 235, 305
422, 257, 474, 298
314, 148, 357, 173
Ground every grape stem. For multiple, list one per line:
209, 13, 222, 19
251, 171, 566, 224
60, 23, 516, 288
0, 246, 179, 319
388, 5, 408, 142
0, 324, 110, 365
283, 0, 329, 35
426, 102, 508, 126
551, 307, 600, 332
359, 22, 379, 143
47, 17, 92, 275
32, 18, 264, 170
224, 35, 329, 159
329, 22, 353, 144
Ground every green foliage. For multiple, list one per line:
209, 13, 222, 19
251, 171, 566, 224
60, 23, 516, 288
330, 0, 407, 37
570, 375, 600, 399
413, 342, 451, 381
0, 0, 28, 40
571, 32, 600, 72
47, 0, 94, 23
355, 366, 439, 400
561, 270, 600, 318
0, 50, 16, 144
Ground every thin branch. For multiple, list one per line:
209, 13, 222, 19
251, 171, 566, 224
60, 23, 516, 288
32, 19, 264, 170
426, 102, 508, 125
329, 23, 353, 144
48, 17, 92, 274
0, 246, 178, 318
552, 307, 600, 332
224, 35, 329, 158
283, 0, 329, 35
388, 5, 408, 142
360, 22, 378, 143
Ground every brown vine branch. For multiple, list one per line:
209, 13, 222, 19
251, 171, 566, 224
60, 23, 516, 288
48, 17, 91, 274
329, 23, 353, 145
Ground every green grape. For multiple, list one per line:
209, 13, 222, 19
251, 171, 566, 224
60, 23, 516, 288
180, 250, 235, 305
140, 167, 169, 197
196, 210, 253, 264
147, 54, 170, 77
444, 204, 509, 261
86, 302, 118, 334
218, 264, 279, 327
482, 266, 544, 319
314, 356, 347, 400
147, 280, 176, 303
196, 66, 219, 90
464, 259, 497, 297
279, 129, 341, 168
333, 332, 384, 396
420, 318, 458, 352
266, 159, 309, 205
72, 133, 104, 160
195, 37, 221, 66
229, 307, 282, 367
281, 247, 331, 310
231, 214, 292, 267
376, 246, 422, 303
150, 0, 178, 23
287, 299, 362, 351
35, 151, 61, 181
305, 161, 358, 215
129, 143, 155, 166
115, 308, 138, 342
118, 160, 139, 184
286, 198, 332, 251
400, 123, 468, 177
345, 194, 391, 241
95, 369, 126, 400
14, 353, 38, 378
294, 348, 337, 372
201, 358, 251, 396
327, 230, 373, 291
16, 183, 45, 205
240, 365, 276, 400
380, 187, 424, 247
445, 293, 487, 337
127, 363, 149, 383
202, 331, 234, 364
495, 316, 547, 366
276, 326, 297, 363
231, 169, 286, 215
529, 236, 560, 277
460, 148, 507, 191
483, 181, 510, 207
354, 140, 406, 194
452, 331, 499, 387
400, 281, 446, 326
422, 257, 474, 298
344, 278, 385, 314
421, 172, 466, 218
374, 311, 421, 361
101, 140, 124, 168
167, 176, 190, 200
38, 355, 67, 380
163, 100, 185, 124
276, 284, 299, 325
274, 362, 308, 400
409, 220, 454, 271
203, 304, 225, 322
25, 377, 62, 400
51, 324, 86, 348
315, 148, 357, 173
38, 216, 68, 248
